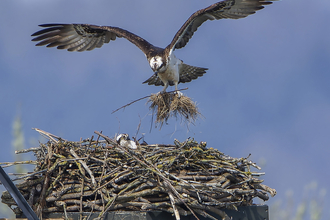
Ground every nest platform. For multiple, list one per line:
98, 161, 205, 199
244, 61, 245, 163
1, 129, 276, 220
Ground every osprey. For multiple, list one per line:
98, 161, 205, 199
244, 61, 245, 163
31, 0, 275, 92
116, 134, 137, 150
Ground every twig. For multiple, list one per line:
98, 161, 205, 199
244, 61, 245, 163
33, 128, 63, 143
11, 169, 47, 181
36, 140, 53, 219
0, 161, 38, 168
2, 129, 276, 219
168, 192, 180, 220
69, 148, 97, 187
15, 147, 41, 154
94, 130, 200, 220
79, 178, 84, 220
111, 88, 188, 114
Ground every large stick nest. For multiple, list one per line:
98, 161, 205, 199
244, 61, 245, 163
1, 129, 276, 220
148, 92, 200, 126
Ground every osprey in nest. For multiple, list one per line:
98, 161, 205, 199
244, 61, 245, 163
32, 0, 275, 92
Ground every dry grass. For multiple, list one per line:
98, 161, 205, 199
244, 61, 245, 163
148, 92, 200, 127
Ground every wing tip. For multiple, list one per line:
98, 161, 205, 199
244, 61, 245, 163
38, 23, 66, 27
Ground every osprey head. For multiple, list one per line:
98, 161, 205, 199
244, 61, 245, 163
149, 56, 167, 73
116, 133, 137, 150
116, 133, 129, 143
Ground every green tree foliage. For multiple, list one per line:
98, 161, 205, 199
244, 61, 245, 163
270, 182, 327, 220
0, 114, 26, 218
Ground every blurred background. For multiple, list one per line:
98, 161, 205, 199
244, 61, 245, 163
0, 0, 329, 219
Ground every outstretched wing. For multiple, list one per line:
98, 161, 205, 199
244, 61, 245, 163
31, 24, 154, 55
167, 0, 275, 52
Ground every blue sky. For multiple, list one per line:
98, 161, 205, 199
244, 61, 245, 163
1, 0, 330, 218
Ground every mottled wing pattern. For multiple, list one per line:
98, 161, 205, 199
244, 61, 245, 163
143, 74, 165, 86
179, 64, 208, 84
31, 24, 154, 54
168, 0, 274, 51
31, 24, 116, 52
143, 64, 208, 86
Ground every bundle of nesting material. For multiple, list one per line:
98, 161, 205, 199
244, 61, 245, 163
1, 129, 276, 220
148, 92, 200, 126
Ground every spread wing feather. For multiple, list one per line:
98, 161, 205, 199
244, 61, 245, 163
179, 64, 208, 83
32, 0, 274, 55
31, 24, 155, 55
143, 64, 208, 86
143, 74, 165, 86
31, 0, 275, 89
167, 0, 275, 52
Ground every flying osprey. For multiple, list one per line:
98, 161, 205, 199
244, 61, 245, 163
31, 0, 275, 92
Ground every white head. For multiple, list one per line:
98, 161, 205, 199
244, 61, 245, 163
116, 133, 128, 143
149, 56, 166, 73
116, 133, 137, 149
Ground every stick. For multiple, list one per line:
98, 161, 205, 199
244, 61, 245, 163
33, 128, 63, 143
168, 192, 180, 220
94, 130, 200, 220
15, 147, 41, 154
11, 169, 47, 181
0, 161, 38, 168
69, 148, 97, 187
111, 88, 188, 114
